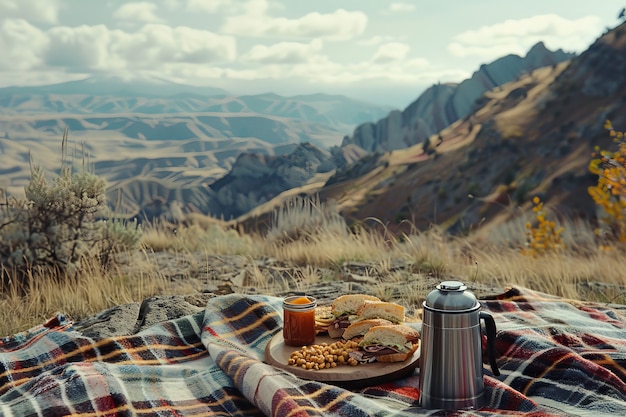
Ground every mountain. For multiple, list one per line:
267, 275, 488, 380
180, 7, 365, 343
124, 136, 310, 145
102, 142, 335, 222
342, 42, 575, 152
0, 75, 230, 98
0, 80, 392, 217
0, 77, 392, 128
236, 23, 626, 237
208, 143, 335, 219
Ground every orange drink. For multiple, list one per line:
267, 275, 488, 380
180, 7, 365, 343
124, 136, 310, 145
283, 295, 317, 346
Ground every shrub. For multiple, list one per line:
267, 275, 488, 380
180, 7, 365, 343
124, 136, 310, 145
0, 134, 141, 282
97, 217, 142, 265
521, 196, 564, 256
588, 120, 626, 243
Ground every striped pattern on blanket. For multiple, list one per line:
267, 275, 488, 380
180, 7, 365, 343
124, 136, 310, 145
0, 287, 625, 416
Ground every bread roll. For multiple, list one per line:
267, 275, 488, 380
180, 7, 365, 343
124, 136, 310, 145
358, 324, 420, 363
331, 294, 381, 317
355, 301, 405, 324
342, 318, 392, 340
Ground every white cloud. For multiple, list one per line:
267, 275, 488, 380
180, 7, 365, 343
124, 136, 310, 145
0, 19, 47, 70
223, 8, 367, 41
239, 0, 271, 16
242, 39, 323, 64
359, 37, 381, 47
192, 49, 434, 88
185, 0, 233, 14
302, 56, 432, 85
447, 43, 522, 61
179, 0, 271, 15
0, 0, 60, 24
114, 2, 161, 23
371, 42, 410, 63
358, 35, 396, 46
0, 21, 237, 73
0, 12, 434, 97
389, 2, 416, 12
45, 25, 116, 71
448, 14, 603, 59
112, 24, 237, 67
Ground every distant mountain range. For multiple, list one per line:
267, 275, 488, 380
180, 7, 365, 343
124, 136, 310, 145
0, 75, 229, 98
0, 80, 392, 216
0, 82, 393, 131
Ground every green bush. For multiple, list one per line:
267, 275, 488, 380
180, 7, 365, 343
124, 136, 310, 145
0, 136, 141, 281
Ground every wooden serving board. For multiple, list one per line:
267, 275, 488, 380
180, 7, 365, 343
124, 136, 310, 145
264, 333, 420, 388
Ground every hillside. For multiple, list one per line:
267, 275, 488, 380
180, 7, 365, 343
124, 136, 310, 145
198, 43, 576, 221
236, 22, 626, 237
341, 42, 574, 152
0, 79, 391, 217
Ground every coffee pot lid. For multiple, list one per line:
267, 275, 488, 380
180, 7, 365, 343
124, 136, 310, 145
424, 280, 479, 311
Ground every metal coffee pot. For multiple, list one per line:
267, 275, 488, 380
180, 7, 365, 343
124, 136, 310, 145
419, 281, 500, 410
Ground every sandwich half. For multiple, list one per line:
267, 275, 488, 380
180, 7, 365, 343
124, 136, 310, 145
355, 301, 405, 324
328, 294, 381, 338
342, 318, 392, 340
356, 324, 420, 363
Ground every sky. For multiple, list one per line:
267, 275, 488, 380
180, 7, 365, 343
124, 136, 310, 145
0, 0, 625, 108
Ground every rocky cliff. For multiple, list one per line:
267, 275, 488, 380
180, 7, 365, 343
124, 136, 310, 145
207, 142, 334, 219
342, 42, 575, 152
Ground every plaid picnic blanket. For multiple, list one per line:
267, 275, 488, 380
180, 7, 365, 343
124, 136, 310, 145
1, 286, 625, 416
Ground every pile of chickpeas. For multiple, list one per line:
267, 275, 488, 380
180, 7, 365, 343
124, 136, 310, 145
288, 340, 361, 370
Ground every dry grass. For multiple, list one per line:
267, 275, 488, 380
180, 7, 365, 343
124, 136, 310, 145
141, 221, 259, 255
2, 196, 625, 337
459, 244, 624, 299
267, 228, 394, 266
0, 252, 193, 337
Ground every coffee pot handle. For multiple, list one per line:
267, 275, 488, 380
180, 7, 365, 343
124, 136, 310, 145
479, 311, 500, 376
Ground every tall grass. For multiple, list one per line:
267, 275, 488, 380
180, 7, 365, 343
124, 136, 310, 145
0, 251, 191, 336
2, 195, 625, 337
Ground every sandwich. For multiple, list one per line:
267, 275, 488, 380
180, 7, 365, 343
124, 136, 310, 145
354, 300, 405, 324
328, 294, 381, 338
356, 324, 420, 363
342, 318, 393, 341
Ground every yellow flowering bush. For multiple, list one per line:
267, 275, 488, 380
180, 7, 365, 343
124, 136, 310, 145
522, 196, 564, 256
588, 120, 626, 243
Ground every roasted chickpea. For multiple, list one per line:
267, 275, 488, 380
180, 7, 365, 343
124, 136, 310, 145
288, 339, 361, 370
